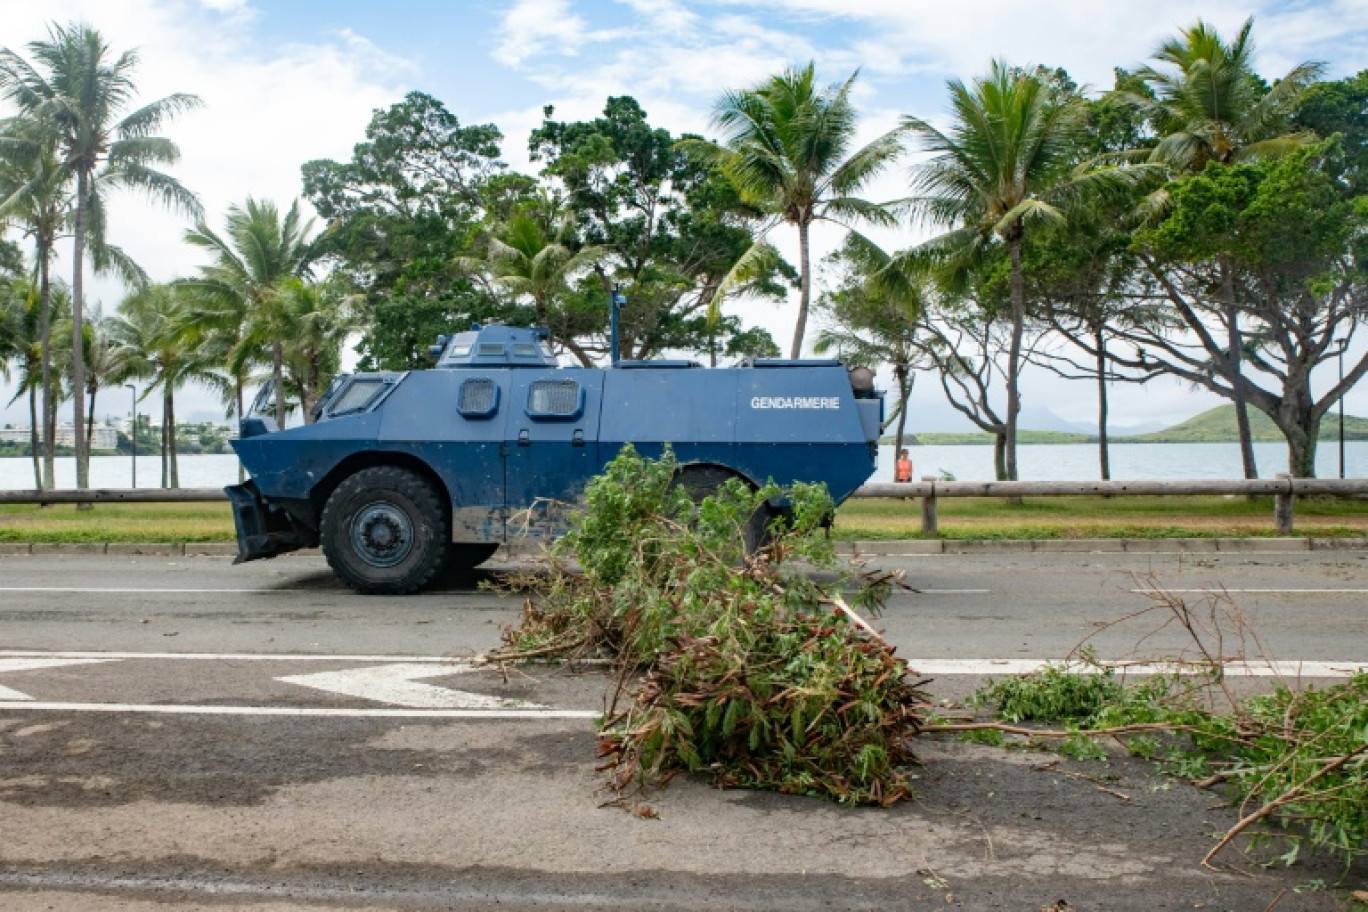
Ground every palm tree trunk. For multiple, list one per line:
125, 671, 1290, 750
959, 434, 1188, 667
38, 250, 54, 491
273, 341, 287, 429
1005, 233, 1026, 486
71, 168, 90, 491
160, 397, 169, 489
789, 218, 812, 359
168, 390, 179, 488
893, 366, 911, 459
85, 385, 97, 455
28, 385, 41, 490
236, 380, 246, 483
302, 352, 320, 424
1095, 325, 1110, 481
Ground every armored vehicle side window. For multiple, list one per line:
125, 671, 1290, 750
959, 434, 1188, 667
526, 379, 583, 420
458, 378, 500, 418
328, 378, 386, 416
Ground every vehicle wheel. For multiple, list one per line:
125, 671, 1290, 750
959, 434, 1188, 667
674, 465, 772, 555
450, 543, 499, 571
320, 466, 450, 594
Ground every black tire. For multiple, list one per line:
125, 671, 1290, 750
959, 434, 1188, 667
320, 466, 450, 594
673, 465, 773, 555
449, 543, 499, 571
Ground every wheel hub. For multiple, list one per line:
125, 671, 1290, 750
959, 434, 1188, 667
350, 502, 415, 568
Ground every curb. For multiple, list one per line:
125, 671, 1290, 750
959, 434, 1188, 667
0, 538, 1362, 557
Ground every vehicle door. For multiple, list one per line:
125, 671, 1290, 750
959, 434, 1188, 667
503, 370, 604, 542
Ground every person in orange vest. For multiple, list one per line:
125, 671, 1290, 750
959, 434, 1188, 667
894, 448, 913, 483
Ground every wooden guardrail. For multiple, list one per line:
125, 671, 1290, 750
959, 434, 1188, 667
0, 488, 228, 504
2, 475, 1366, 534
858, 475, 1368, 534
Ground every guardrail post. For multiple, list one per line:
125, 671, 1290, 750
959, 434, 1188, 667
1274, 473, 1294, 534
920, 476, 938, 536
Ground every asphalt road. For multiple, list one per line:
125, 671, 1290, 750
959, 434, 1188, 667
1, 549, 1365, 910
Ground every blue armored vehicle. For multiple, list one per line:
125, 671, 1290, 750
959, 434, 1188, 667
227, 323, 883, 594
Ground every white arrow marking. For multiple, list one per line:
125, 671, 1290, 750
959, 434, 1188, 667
277, 663, 541, 709
0, 658, 118, 701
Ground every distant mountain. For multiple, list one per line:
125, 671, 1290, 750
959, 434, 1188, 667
1016, 405, 1095, 434
1126, 405, 1368, 443
888, 404, 1368, 446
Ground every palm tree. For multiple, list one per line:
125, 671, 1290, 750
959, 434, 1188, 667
902, 60, 1135, 481
459, 212, 603, 365
1, 278, 44, 487
0, 117, 71, 489
184, 198, 314, 428
107, 284, 215, 488
0, 22, 202, 490
1132, 19, 1323, 479
76, 305, 123, 456
1135, 18, 1323, 171
269, 277, 358, 422
813, 234, 927, 459
689, 62, 905, 358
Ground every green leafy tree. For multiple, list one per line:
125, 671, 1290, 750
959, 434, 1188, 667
302, 92, 509, 369
1112, 143, 1368, 476
814, 234, 928, 457
1023, 203, 1165, 480
530, 97, 785, 362
1023, 79, 1170, 479
903, 60, 1134, 480
184, 198, 314, 427
1295, 70, 1368, 193
689, 63, 903, 358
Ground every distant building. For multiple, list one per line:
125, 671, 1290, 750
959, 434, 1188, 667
0, 424, 119, 450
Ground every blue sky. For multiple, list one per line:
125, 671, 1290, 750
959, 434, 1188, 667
3, 0, 1368, 432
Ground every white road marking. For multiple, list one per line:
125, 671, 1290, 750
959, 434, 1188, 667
0, 587, 293, 593
1127, 593, 1368, 598
4, 651, 1364, 679
0, 586, 475, 596
0, 658, 118, 701
278, 662, 540, 709
907, 589, 993, 594
0, 702, 596, 719
0, 650, 480, 662
907, 659, 1368, 677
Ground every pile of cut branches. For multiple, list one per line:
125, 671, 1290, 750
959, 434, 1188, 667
493, 445, 929, 806
956, 581, 1368, 869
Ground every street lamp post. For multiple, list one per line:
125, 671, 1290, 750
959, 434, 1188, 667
125, 384, 137, 489
1336, 340, 1347, 480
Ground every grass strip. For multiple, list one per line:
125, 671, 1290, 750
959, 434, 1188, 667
2, 495, 1368, 544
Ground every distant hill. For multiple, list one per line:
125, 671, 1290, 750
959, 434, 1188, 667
1125, 405, 1368, 443
886, 404, 1368, 446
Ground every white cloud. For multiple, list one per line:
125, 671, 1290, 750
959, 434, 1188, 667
494, 0, 630, 66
